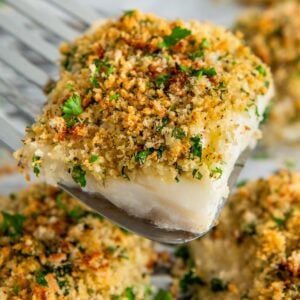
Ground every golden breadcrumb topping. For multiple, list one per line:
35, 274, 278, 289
17, 10, 271, 184
172, 170, 300, 299
235, 1, 300, 141
0, 184, 155, 300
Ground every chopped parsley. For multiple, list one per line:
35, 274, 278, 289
32, 155, 41, 177
189, 135, 202, 159
154, 289, 172, 300
158, 26, 191, 48
211, 167, 223, 179
242, 223, 256, 236
272, 215, 286, 228
188, 38, 210, 60
180, 268, 205, 293
256, 65, 267, 77
154, 74, 170, 88
191, 67, 217, 78
61, 94, 83, 119
261, 102, 273, 124
179, 64, 189, 72
236, 179, 247, 188
135, 148, 154, 165
35, 269, 48, 287
124, 287, 135, 300
56, 192, 67, 211
210, 278, 228, 292
90, 58, 113, 85
123, 10, 135, 17
157, 116, 169, 132
200, 37, 210, 49
65, 82, 75, 91
172, 127, 186, 139
156, 144, 166, 159
89, 154, 99, 163
110, 92, 120, 101
68, 206, 85, 221
174, 245, 190, 262
11, 285, 20, 296
0, 211, 25, 238
192, 168, 203, 180
71, 165, 86, 187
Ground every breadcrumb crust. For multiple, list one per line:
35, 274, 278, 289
0, 184, 154, 300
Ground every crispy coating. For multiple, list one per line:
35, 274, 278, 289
236, 1, 300, 142
16, 10, 271, 183
172, 170, 300, 299
0, 184, 154, 299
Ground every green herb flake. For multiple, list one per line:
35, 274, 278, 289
210, 278, 228, 292
90, 75, 99, 88
172, 127, 186, 139
191, 67, 217, 78
93, 58, 113, 78
156, 144, 166, 159
135, 148, 154, 165
71, 165, 86, 187
158, 26, 191, 48
180, 268, 205, 293
188, 50, 204, 60
56, 192, 67, 211
110, 92, 120, 101
0, 211, 25, 238
242, 223, 256, 236
174, 245, 190, 262
192, 169, 203, 180
65, 82, 75, 91
68, 206, 85, 221
154, 74, 170, 88
262, 102, 273, 124
124, 287, 135, 300
236, 179, 247, 188
157, 116, 169, 132
190, 135, 202, 159
272, 216, 286, 228
256, 65, 267, 77
89, 154, 99, 163
123, 10, 135, 17
61, 94, 83, 119
211, 167, 223, 179
200, 37, 210, 49
188, 38, 209, 60
106, 65, 113, 77
35, 269, 48, 287
179, 64, 189, 72
154, 289, 172, 300
11, 285, 20, 296
32, 155, 41, 177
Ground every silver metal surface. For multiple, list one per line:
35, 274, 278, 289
0, 42, 49, 86
48, 0, 100, 25
6, 0, 80, 41
0, 12, 58, 62
0, 0, 254, 244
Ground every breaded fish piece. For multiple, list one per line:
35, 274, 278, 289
0, 184, 154, 300
15, 10, 273, 233
172, 170, 300, 299
235, 1, 300, 143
